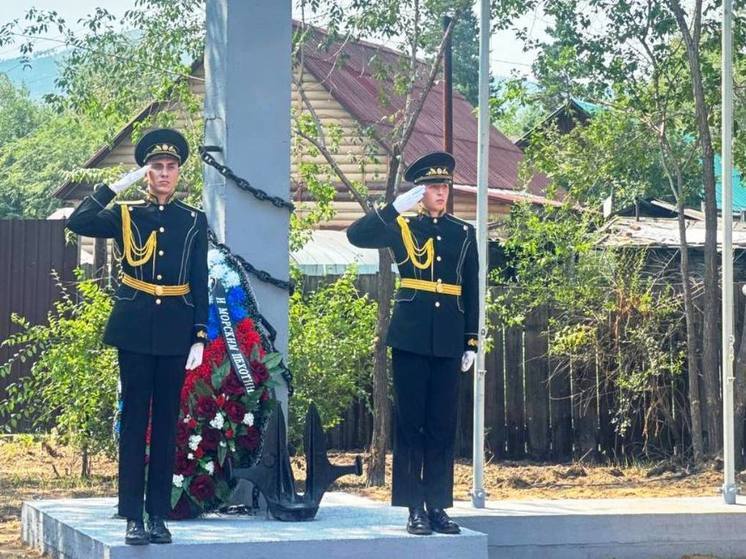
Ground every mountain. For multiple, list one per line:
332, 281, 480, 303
0, 48, 67, 99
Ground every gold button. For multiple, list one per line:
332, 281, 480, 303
435, 301, 440, 308
463, 225, 468, 230
156, 274, 162, 280
436, 256, 442, 262
128, 206, 133, 212
433, 218, 438, 223
159, 205, 164, 211
158, 250, 164, 256
437, 235, 442, 241
155, 298, 162, 305
155, 286, 164, 296
159, 227, 165, 233
191, 211, 196, 217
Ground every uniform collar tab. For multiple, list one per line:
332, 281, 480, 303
145, 189, 176, 205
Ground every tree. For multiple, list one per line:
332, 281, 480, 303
293, 0, 472, 485
494, 0, 744, 461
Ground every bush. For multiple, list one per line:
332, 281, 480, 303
0, 270, 118, 475
288, 266, 377, 447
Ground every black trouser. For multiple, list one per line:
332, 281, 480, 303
391, 348, 461, 510
117, 350, 186, 519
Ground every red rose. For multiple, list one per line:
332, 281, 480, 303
175, 422, 190, 446
260, 388, 270, 402
195, 447, 205, 459
236, 318, 262, 355
250, 361, 270, 385
190, 474, 215, 502
174, 450, 196, 476
216, 394, 226, 408
196, 363, 212, 383
237, 426, 260, 450
225, 428, 234, 440
224, 400, 246, 423
204, 338, 227, 366
188, 417, 198, 429
200, 427, 221, 451
196, 396, 217, 419
222, 371, 245, 396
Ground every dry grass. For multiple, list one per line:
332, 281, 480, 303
0, 437, 739, 558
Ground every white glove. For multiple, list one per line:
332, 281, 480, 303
109, 165, 149, 194
461, 350, 476, 372
393, 185, 426, 214
185, 342, 204, 370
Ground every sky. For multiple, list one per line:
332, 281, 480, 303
1, 1, 542, 79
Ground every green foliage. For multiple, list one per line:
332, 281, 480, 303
0, 74, 46, 147
491, 204, 685, 447
0, 109, 108, 218
520, 102, 703, 208
287, 266, 377, 447
0, 270, 118, 462
0, 2, 205, 218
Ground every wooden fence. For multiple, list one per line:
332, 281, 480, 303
0, 219, 79, 430
326, 279, 746, 462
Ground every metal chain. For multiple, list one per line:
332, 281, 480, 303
208, 229, 294, 293
200, 146, 295, 212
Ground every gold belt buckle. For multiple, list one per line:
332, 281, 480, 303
435, 281, 444, 293
155, 285, 164, 296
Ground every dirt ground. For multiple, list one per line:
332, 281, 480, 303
0, 436, 740, 558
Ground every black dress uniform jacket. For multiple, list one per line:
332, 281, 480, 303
347, 203, 479, 358
66, 183, 209, 356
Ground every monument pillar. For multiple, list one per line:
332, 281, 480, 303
203, 0, 291, 414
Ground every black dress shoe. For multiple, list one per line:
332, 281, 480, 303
428, 508, 461, 534
147, 515, 172, 544
407, 506, 432, 535
124, 519, 149, 545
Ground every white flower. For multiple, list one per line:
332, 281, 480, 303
205, 461, 215, 475
182, 415, 191, 423
209, 413, 225, 430
187, 452, 194, 460
210, 263, 230, 282
172, 474, 184, 488
219, 440, 227, 447
223, 269, 241, 288
242, 412, 255, 426
188, 434, 202, 451
207, 249, 225, 268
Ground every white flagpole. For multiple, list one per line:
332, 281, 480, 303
472, 0, 490, 509
721, 0, 737, 505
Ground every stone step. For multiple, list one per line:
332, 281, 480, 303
451, 496, 746, 559
22, 493, 487, 559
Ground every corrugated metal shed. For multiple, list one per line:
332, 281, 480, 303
290, 230, 381, 276
599, 216, 746, 248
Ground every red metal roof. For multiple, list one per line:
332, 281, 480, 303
299, 26, 551, 198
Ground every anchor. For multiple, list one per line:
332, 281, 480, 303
229, 403, 363, 521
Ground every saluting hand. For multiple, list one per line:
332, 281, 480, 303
109, 165, 150, 194
393, 185, 426, 214
185, 342, 204, 370
461, 350, 476, 373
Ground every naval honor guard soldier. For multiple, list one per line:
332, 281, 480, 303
66, 128, 208, 545
347, 151, 479, 535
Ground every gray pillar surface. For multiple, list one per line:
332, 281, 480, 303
203, 0, 291, 413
